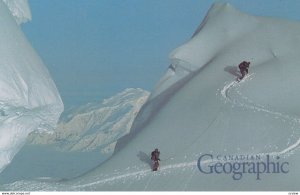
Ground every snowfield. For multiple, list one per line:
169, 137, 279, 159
2, 2, 300, 191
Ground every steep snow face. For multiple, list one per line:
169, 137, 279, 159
3, 3, 300, 191
0, 1, 63, 173
27, 88, 149, 154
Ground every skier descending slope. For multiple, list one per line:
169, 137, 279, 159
151, 148, 160, 171
238, 61, 250, 80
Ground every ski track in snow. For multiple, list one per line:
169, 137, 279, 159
220, 74, 300, 156
71, 161, 196, 189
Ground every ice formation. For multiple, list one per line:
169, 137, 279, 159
0, 0, 63, 173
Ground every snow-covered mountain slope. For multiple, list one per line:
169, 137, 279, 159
0, 0, 63, 173
4, 3, 300, 191
27, 88, 149, 153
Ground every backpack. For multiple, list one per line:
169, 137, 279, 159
239, 61, 249, 70
151, 151, 160, 161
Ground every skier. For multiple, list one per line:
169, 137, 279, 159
151, 148, 160, 171
238, 61, 250, 80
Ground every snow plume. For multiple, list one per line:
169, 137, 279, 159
0, 1, 63, 173
2, 0, 32, 24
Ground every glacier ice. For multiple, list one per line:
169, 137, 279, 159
0, 88, 149, 184
0, 0, 63, 173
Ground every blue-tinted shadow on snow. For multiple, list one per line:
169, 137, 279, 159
114, 58, 216, 154
137, 151, 152, 168
224, 65, 240, 77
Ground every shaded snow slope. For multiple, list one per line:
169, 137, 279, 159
4, 3, 300, 190
0, 1, 63, 173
